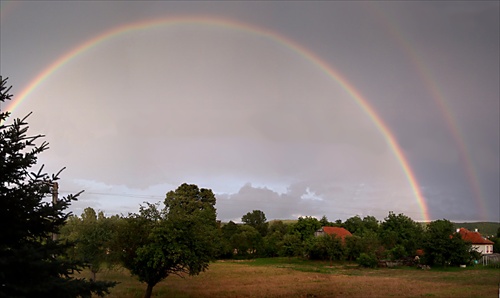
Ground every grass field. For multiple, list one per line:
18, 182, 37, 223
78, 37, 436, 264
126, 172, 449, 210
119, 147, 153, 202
83, 258, 500, 297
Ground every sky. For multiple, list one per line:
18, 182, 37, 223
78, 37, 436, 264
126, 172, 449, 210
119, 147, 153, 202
1, 1, 498, 223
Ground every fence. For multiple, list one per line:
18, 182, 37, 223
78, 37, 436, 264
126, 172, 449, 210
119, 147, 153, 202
480, 253, 500, 267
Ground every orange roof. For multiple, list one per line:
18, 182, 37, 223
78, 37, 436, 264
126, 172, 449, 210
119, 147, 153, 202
458, 228, 494, 245
321, 226, 352, 240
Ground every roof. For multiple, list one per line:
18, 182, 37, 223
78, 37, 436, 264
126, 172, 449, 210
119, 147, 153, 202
458, 228, 494, 245
320, 226, 352, 240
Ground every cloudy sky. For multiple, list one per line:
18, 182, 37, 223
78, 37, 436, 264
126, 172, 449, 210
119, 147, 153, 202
1, 1, 498, 222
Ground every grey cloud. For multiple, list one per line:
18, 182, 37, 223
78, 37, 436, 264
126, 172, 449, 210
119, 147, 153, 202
2, 1, 498, 221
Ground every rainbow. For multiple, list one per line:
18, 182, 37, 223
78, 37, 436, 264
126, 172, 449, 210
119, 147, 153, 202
4, 16, 431, 221
365, 3, 488, 220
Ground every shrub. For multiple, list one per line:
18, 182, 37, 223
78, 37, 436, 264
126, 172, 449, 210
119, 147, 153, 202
357, 253, 378, 268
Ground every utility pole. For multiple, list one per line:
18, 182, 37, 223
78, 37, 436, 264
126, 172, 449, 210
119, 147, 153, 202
52, 182, 59, 241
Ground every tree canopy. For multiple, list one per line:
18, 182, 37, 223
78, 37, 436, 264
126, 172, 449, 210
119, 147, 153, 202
379, 212, 424, 257
115, 184, 219, 298
242, 209, 268, 236
422, 219, 476, 266
60, 207, 118, 281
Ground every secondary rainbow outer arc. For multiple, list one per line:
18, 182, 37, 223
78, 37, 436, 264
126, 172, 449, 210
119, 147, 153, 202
6, 16, 430, 221
365, 3, 488, 220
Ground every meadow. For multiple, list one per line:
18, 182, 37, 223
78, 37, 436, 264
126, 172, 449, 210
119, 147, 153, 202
82, 258, 500, 298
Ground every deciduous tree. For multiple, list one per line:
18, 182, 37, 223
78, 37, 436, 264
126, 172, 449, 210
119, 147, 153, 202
308, 234, 345, 265
116, 184, 218, 298
422, 219, 475, 266
242, 209, 268, 236
60, 207, 116, 281
290, 216, 321, 241
379, 212, 423, 257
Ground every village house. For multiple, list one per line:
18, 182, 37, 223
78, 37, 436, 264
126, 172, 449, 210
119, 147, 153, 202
457, 228, 494, 255
314, 226, 352, 243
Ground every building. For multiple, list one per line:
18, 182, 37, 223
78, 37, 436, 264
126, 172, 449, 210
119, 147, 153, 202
314, 226, 352, 243
457, 228, 494, 255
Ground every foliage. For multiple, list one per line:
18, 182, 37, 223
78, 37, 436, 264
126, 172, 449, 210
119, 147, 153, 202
362, 215, 380, 234
357, 253, 378, 268
307, 234, 345, 264
345, 235, 363, 261
493, 237, 500, 254
0, 76, 116, 297
289, 216, 322, 241
344, 215, 364, 235
115, 184, 219, 298
319, 215, 331, 227
262, 231, 283, 257
217, 221, 239, 258
231, 225, 262, 257
379, 212, 424, 257
60, 207, 118, 281
268, 220, 288, 236
279, 233, 304, 258
422, 219, 474, 267
242, 210, 268, 236
221, 221, 239, 239
262, 220, 288, 257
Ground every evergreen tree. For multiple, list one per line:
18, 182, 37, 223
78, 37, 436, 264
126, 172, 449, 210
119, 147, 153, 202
0, 77, 116, 297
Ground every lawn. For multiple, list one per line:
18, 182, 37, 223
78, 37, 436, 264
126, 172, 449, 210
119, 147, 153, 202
83, 258, 500, 297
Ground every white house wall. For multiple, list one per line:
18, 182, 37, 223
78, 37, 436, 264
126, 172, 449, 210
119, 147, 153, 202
472, 244, 494, 254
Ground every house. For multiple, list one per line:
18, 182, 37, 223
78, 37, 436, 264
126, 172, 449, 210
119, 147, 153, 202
457, 228, 494, 255
314, 226, 352, 243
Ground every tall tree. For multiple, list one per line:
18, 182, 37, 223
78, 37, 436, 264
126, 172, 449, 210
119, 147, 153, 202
60, 207, 117, 281
319, 215, 331, 227
379, 212, 424, 257
116, 184, 219, 298
231, 225, 262, 257
362, 216, 379, 234
261, 220, 288, 257
308, 234, 345, 265
290, 216, 322, 241
344, 215, 364, 235
0, 77, 115, 297
422, 219, 475, 266
242, 210, 268, 236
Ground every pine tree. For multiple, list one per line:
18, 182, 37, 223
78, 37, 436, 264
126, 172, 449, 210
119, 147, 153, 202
0, 76, 116, 297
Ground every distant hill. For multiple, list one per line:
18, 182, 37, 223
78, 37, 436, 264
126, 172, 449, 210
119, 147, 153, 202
452, 222, 500, 238
269, 219, 297, 225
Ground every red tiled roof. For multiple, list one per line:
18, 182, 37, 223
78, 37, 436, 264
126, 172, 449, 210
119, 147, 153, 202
321, 226, 352, 240
458, 228, 494, 245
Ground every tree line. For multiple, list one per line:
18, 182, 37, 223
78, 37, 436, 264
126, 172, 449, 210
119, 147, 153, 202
61, 207, 500, 277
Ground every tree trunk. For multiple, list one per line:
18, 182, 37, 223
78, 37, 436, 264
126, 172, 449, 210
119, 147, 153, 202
91, 270, 96, 281
144, 283, 154, 298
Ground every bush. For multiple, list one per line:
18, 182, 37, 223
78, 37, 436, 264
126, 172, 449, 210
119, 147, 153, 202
357, 253, 378, 268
